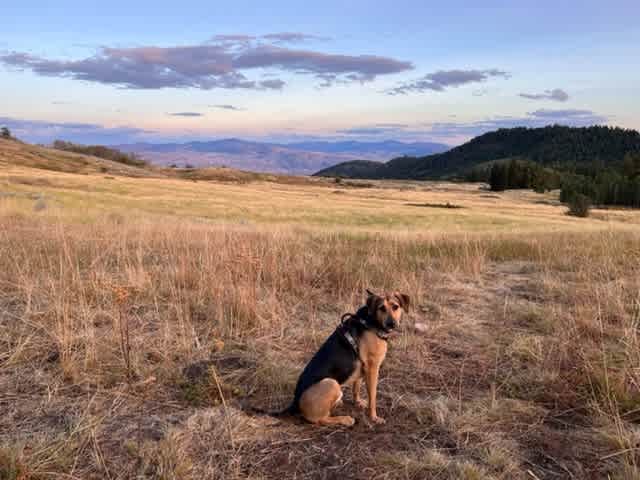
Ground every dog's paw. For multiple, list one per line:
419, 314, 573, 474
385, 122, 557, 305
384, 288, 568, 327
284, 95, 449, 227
342, 416, 356, 427
355, 399, 368, 409
370, 415, 386, 425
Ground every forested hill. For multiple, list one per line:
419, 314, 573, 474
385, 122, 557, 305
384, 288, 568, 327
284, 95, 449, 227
314, 126, 640, 179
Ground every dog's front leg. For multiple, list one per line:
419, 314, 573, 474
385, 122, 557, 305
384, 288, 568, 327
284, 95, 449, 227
365, 363, 384, 424
353, 377, 367, 409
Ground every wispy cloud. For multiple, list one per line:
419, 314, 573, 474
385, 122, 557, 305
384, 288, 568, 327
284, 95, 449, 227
334, 109, 609, 142
261, 32, 330, 43
168, 112, 203, 117
423, 109, 608, 139
210, 32, 329, 45
0, 35, 412, 91
258, 78, 286, 90
0, 116, 153, 144
210, 104, 244, 111
1, 107, 610, 148
519, 88, 569, 102
386, 69, 509, 95
336, 127, 402, 135
527, 108, 593, 119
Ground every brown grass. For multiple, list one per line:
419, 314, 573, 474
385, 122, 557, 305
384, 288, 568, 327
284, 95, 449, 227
1, 213, 639, 479
2, 151, 640, 478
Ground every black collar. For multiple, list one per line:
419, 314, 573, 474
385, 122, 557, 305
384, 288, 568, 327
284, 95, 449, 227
353, 314, 391, 341
340, 310, 391, 342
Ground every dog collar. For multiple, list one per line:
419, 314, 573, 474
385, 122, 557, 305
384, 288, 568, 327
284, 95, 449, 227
340, 312, 391, 344
374, 329, 390, 341
355, 315, 391, 341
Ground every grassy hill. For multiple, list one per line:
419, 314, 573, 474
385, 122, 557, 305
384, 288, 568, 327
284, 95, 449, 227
0, 137, 159, 177
314, 125, 640, 179
0, 138, 333, 186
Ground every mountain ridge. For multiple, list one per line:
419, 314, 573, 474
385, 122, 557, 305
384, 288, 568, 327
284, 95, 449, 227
116, 139, 450, 175
313, 125, 640, 179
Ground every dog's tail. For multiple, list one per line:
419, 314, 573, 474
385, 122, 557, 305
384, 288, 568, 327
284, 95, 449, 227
247, 403, 297, 418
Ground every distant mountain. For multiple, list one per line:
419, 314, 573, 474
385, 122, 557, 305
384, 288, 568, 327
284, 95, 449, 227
285, 140, 449, 156
314, 126, 640, 179
117, 139, 449, 175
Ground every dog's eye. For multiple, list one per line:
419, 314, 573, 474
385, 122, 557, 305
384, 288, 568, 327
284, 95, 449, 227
379, 305, 386, 313
392, 304, 399, 311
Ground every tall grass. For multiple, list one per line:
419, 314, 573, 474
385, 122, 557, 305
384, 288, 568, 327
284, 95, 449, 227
1, 211, 640, 478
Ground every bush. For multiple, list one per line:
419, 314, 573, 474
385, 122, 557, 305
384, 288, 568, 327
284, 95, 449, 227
567, 194, 591, 217
1, 127, 11, 139
52, 140, 147, 167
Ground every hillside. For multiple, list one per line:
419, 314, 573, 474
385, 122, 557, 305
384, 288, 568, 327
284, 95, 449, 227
0, 137, 344, 189
0, 137, 159, 177
117, 138, 449, 175
314, 125, 640, 179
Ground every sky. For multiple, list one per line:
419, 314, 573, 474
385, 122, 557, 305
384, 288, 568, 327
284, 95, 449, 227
1, 0, 639, 146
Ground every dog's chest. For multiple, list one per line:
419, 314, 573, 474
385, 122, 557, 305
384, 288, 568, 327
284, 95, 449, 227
359, 330, 388, 364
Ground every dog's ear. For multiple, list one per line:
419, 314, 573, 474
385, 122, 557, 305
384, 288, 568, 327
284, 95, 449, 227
366, 290, 380, 315
395, 292, 411, 313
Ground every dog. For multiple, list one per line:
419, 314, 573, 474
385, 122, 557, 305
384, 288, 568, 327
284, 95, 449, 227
275, 290, 410, 426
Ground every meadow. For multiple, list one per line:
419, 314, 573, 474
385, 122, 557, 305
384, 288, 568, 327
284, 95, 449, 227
2, 145, 640, 479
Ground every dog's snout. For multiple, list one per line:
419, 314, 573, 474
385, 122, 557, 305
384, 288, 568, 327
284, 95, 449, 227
384, 317, 397, 329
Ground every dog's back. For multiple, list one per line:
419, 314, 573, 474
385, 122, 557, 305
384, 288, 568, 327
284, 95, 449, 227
290, 322, 361, 410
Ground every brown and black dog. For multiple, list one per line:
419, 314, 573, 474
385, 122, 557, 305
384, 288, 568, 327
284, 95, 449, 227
276, 290, 410, 426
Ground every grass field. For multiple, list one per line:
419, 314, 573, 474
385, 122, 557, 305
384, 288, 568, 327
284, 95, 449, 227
2, 141, 640, 479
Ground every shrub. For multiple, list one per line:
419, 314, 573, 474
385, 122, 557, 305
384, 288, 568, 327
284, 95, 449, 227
52, 140, 147, 167
567, 193, 591, 217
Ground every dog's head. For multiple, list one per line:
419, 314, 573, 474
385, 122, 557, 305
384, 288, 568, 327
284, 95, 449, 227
366, 289, 410, 332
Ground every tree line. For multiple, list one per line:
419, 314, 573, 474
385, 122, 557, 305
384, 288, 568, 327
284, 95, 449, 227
560, 152, 640, 208
471, 152, 640, 209
52, 140, 148, 167
467, 159, 561, 193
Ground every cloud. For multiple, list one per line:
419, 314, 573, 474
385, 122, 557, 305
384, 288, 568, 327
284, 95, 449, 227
168, 112, 203, 117
209, 33, 328, 45
210, 104, 244, 111
387, 69, 509, 95
261, 32, 329, 43
333, 109, 609, 143
0, 36, 412, 91
374, 123, 409, 128
472, 88, 489, 97
336, 127, 402, 135
0, 116, 153, 144
519, 88, 569, 102
210, 34, 256, 43
423, 109, 608, 140
527, 108, 594, 119
258, 78, 286, 89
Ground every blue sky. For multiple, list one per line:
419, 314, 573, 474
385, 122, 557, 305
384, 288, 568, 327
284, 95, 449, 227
1, 0, 639, 145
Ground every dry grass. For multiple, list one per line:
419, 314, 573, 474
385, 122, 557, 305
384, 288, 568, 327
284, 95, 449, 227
2, 152, 640, 478
3, 161, 640, 233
